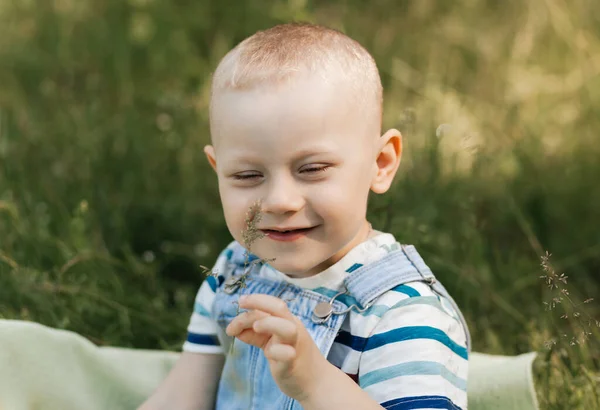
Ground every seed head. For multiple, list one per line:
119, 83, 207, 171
241, 199, 265, 250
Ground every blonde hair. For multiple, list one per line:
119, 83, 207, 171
210, 23, 383, 131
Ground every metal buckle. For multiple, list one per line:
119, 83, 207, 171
311, 287, 372, 324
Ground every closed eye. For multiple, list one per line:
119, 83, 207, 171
232, 173, 260, 180
232, 165, 331, 181
301, 165, 330, 175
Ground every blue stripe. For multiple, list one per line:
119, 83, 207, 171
206, 276, 218, 292
388, 296, 446, 315
186, 332, 220, 346
391, 284, 420, 297
312, 287, 361, 308
346, 263, 363, 273
313, 292, 444, 318
334, 330, 361, 349
367, 327, 468, 360
364, 304, 393, 318
335, 326, 468, 360
312, 288, 438, 319
360, 361, 467, 391
225, 248, 234, 259
381, 395, 462, 410
205, 275, 224, 292
362, 296, 448, 318
193, 302, 211, 317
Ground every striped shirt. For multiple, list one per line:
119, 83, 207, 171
184, 232, 468, 409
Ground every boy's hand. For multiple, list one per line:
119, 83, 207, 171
225, 294, 328, 402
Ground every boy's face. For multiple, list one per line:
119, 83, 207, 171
206, 75, 401, 277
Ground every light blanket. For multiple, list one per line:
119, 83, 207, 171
0, 319, 539, 410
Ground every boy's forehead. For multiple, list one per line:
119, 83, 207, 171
209, 73, 380, 161
213, 78, 362, 134
213, 72, 360, 116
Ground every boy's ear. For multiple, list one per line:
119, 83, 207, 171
370, 129, 402, 194
204, 145, 218, 172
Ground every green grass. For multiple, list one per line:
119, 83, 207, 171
1, 0, 599, 408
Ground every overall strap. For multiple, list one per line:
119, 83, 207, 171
343, 244, 472, 352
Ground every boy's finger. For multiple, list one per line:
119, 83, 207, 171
264, 343, 296, 362
226, 309, 269, 336
238, 294, 293, 320
253, 316, 298, 345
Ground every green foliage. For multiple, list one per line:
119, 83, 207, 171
1, 0, 599, 408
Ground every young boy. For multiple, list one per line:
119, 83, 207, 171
139, 23, 470, 410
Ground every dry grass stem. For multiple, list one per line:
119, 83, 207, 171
540, 251, 599, 348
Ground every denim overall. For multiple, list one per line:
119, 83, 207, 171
211, 244, 471, 410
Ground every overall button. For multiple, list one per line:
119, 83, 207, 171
313, 302, 333, 319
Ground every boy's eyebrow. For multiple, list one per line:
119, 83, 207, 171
292, 147, 338, 159
227, 146, 339, 163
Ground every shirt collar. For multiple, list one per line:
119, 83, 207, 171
260, 231, 398, 290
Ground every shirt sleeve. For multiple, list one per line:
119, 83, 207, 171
182, 241, 237, 354
358, 292, 469, 410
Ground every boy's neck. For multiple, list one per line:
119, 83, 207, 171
366, 222, 379, 239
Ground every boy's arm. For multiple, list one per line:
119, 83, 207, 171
137, 351, 225, 410
353, 292, 469, 409
302, 292, 468, 409
139, 241, 238, 410
299, 362, 384, 410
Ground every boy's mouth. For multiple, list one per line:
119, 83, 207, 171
260, 226, 317, 241
262, 227, 313, 233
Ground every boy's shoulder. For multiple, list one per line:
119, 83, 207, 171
209, 240, 256, 277
372, 279, 462, 321
360, 278, 470, 355
348, 240, 469, 348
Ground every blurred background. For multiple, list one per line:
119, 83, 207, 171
0, 0, 599, 408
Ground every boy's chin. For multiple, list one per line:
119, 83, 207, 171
268, 261, 302, 275
264, 259, 316, 278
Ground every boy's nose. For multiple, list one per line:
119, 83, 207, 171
261, 177, 305, 215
